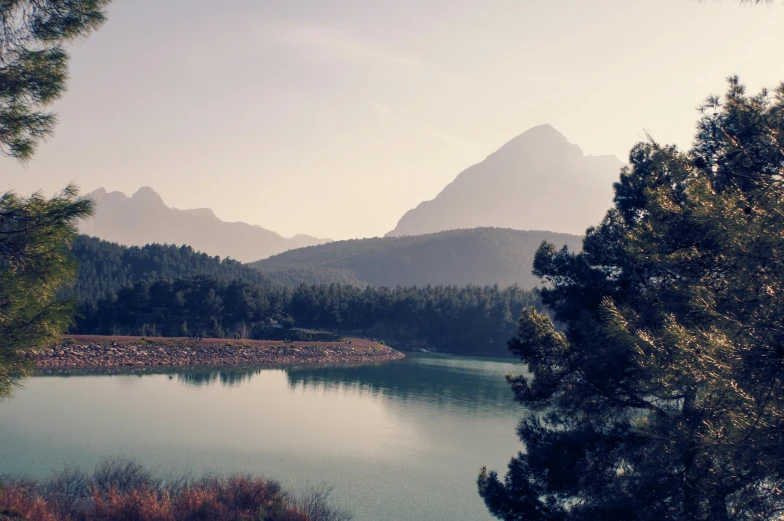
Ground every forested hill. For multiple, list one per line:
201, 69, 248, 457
67, 235, 273, 304
249, 227, 583, 289
67, 235, 545, 355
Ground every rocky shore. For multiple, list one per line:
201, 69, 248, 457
33, 335, 405, 369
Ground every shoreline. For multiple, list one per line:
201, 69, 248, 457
32, 335, 405, 370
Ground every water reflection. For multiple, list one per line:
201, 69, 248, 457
168, 354, 527, 414
37, 355, 527, 414
39, 365, 268, 388
286, 355, 525, 414
177, 369, 262, 387
9, 354, 526, 521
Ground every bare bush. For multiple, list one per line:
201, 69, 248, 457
297, 486, 353, 521
0, 459, 349, 521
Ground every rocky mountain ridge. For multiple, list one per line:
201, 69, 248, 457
388, 124, 623, 237
79, 187, 329, 262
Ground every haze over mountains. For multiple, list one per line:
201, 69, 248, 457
78, 125, 613, 286
79, 187, 329, 262
388, 125, 623, 237
251, 228, 583, 289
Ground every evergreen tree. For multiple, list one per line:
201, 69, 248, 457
0, 186, 93, 396
1, 0, 110, 395
0, 0, 110, 160
73, 272, 539, 356
478, 78, 784, 520
66, 235, 273, 304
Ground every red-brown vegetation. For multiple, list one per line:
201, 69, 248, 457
0, 460, 350, 521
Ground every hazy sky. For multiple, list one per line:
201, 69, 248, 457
3, 0, 784, 240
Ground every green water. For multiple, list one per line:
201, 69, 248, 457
0, 354, 526, 520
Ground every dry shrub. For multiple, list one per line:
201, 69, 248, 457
216, 476, 282, 519
89, 486, 172, 521
0, 460, 347, 521
91, 459, 160, 497
171, 486, 220, 520
39, 468, 91, 519
171, 476, 307, 521
298, 487, 352, 521
0, 485, 57, 521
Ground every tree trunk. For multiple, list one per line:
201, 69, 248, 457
681, 391, 701, 520
709, 494, 729, 521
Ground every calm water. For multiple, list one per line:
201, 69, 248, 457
0, 354, 526, 520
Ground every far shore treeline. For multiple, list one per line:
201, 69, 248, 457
67, 235, 540, 356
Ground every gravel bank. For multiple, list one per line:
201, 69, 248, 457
33, 335, 405, 369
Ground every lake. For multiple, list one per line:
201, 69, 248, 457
0, 353, 526, 520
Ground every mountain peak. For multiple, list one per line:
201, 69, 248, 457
494, 124, 574, 157
387, 126, 622, 237
519, 124, 565, 139
131, 186, 165, 206
86, 187, 107, 199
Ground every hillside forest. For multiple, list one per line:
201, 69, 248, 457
74, 278, 538, 357
69, 235, 540, 356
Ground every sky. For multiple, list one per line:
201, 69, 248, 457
3, 0, 784, 240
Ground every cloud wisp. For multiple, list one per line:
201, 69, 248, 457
419, 126, 481, 148
270, 23, 422, 69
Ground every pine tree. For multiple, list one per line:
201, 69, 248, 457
478, 78, 784, 520
0, 186, 93, 396
1, 0, 110, 160
1, 1, 110, 395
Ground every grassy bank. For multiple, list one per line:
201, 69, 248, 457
0, 459, 350, 521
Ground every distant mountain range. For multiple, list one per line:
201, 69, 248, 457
77, 125, 612, 285
388, 125, 622, 237
250, 227, 583, 289
79, 187, 329, 262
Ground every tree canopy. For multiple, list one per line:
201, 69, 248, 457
67, 235, 274, 305
0, 186, 93, 396
0, 0, 109, 160
72, 268, 538, 356
478, 78, 784, 520
1, 0, 109, 395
